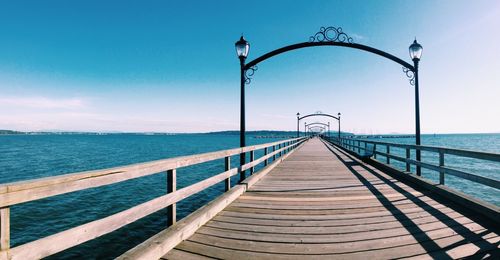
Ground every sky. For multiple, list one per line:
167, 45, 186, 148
0, 0, 499, 134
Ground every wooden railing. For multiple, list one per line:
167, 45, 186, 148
0, 137, 307, 260
323, 136, 500, 191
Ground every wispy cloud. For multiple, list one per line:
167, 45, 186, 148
350, 33, 366, 42
0, 96, 85, 109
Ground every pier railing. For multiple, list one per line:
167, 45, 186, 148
323, 136, 500, 191
0, 137, 306, 260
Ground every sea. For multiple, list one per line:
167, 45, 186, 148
0, 133, 498, 259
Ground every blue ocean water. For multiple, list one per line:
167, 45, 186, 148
0, 133, 498, 259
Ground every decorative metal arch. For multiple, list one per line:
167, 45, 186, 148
305, 122, 329, 128
244, 26, 415, 85
299, 113, 339, 121
308, 126, 326, 134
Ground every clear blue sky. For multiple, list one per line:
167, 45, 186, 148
1, 0, 499, 134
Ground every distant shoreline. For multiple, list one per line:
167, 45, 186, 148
0, 130, 498, 136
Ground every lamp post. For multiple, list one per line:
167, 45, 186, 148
338, 112, 341, 141
296, 112, 300, 138
304, 122, 307, 137
327, 122, 330, 138
409, 39, 423, 176
235, 36, 250, 182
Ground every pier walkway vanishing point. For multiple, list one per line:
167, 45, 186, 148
126, 138, 499, 259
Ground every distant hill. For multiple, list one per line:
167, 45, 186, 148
204, 130, 297, 136
0, 129, 352, 136
0, 130, 25, 135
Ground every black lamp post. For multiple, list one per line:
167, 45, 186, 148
304, 122, 307, 137
409, 39, 423, 176
327, 122, 330, 138
296, 112, 300, 138
235, 36, 250, 181
338, 112, 341, 141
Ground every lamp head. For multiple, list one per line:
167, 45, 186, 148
235, 36, 250, 59
409, 39, 423, 61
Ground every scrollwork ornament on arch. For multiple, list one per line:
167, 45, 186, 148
309, 26, 354, 43
244, 65, 258, 85
402, 67, 415, 86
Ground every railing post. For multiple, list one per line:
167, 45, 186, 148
386, 146, 390, 164
273, 145, 276, 161
358, 140, 361, 154
167, 169, 176, 226
439, 151, 445, 185
279, 144, 282, 157
373, 144, 377, 159
264, 147, 268, 166
364, 142, 367, 153
225, 156, 231, 191
406, 148, 411, 172
240, 152, 245, 182
0, 207, 10, 254
250, 150, 255, 175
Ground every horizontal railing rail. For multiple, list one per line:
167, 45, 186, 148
323, 136, 500, 191
0, 137, 307, 260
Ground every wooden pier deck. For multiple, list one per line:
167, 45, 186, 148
163, 138, 499, 259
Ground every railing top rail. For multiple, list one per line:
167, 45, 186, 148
340, 137, 500, 163
0, 137, 305, 207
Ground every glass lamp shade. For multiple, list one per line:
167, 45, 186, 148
297, 112, 300, 117
409, 39, 423, 60
235, 36, 249, 58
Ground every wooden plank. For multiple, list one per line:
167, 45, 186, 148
224, 157, 230, 192
162, 248, 214, 259
167, 169, 177, 226
218, 203, 449, 221
188, 223, 492, 253
177, 232, 498, 259
211, 207, 464, 227
238, 191, 424, 201
203, 215, 477, 235
0, 207, 9, 251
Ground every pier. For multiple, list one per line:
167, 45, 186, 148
0, 137, 498, 259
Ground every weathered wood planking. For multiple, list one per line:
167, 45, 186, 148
163, 138, 499, 259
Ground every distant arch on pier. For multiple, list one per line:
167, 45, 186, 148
299, 113, 339, 121
308, 126, 326, 132
305, 122, 329, 128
